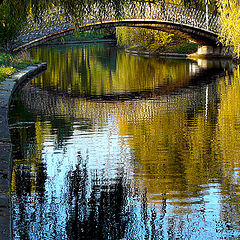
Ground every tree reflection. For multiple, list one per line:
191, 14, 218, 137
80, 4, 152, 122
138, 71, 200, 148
65, 153, 168, 240
66, 153, 129, 239
30, 44, 197, 98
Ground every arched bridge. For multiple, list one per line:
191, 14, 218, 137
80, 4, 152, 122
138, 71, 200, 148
14, 2, 221, 53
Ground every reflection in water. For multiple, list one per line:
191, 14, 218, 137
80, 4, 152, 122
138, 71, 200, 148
30, 44, 231, 98
66, 155, 129, 239
9, 44, 240, 239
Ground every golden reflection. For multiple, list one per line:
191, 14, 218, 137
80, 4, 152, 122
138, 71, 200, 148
17, 84, 217, 204
215, 67, 240, 186
31, 45, 195, 96
11, 117, 45, 193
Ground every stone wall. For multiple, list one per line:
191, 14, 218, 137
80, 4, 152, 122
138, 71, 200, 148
0, 63, 47, 240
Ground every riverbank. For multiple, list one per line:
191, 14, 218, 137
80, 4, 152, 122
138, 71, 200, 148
0, 62, 47, 240
43, 39, 117, 46
0, 52, 41, 82
126, 42, 198, 54
125, 46, 235, 60
125, 49, 188, 59
121, 41, 199, 59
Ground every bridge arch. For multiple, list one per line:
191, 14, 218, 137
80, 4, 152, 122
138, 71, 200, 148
13, 2, 222, 53
13, 19, 219, 52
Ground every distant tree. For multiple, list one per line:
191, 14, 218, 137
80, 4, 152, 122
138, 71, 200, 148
116, 27, 180, 52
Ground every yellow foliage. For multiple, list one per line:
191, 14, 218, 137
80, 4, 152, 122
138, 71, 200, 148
218, 0, 240, 57
116, 27, 179, 52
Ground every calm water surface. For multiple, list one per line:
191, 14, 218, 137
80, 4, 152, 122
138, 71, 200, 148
9, 43, 240, 239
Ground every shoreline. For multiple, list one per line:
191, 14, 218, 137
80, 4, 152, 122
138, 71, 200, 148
125, 49, 188, 59
0, 62, 47, 240
125, 49, 235, 60
42, 39, 117, 46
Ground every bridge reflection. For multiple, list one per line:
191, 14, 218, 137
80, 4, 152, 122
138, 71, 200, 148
17, 57, 233, 200
20, 45, 233, 125
13, 59, 238, 206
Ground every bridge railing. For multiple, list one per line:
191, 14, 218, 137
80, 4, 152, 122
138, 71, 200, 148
120, 2, 219, 32
15, 2, 220, 48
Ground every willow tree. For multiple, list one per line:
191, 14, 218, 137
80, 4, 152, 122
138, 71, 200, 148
217, 0, 240, 57
0, 0, 28, 48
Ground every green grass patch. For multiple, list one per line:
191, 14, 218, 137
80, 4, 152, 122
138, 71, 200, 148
0, 51, 39, 82
0, 66, 16, 82
166, 42, 198, 54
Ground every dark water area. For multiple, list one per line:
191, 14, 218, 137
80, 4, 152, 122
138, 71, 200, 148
9, 43, 240, 239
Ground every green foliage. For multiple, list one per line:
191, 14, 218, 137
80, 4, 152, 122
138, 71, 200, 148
0, 51, 39, 82
0, 51, 32, 67
0, 0, 28, 47
0, 66, 15, 82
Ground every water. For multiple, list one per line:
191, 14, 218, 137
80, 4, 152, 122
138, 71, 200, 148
9, 43, 240, 239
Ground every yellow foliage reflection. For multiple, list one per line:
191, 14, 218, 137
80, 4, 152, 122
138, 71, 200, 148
31, 44, 195, 96
215, 67, 240, 188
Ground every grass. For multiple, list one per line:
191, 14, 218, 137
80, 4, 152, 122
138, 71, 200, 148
166, 42, 198, 54
126, 42, 198, 55
0, 51, 40, 82
0, 66, 16, 82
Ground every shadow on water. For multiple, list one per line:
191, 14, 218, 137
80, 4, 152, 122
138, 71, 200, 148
66, 154, 170, 240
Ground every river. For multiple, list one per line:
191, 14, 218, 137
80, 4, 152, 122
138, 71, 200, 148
9, 43, 240, 239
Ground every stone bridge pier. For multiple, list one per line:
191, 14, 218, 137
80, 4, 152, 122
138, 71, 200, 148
192, 45, 234, 58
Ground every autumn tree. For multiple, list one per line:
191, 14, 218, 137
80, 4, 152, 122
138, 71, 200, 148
116, 27, 179, 52
217, 0, 240, 57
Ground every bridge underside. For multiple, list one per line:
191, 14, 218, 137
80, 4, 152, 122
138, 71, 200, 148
121, 21, 219, 45
14, 20, 220, 52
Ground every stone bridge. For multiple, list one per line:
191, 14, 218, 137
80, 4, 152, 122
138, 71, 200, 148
13, 2, 231, 57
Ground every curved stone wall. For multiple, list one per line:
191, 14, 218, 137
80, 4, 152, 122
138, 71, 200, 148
0, 63, 47, 240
